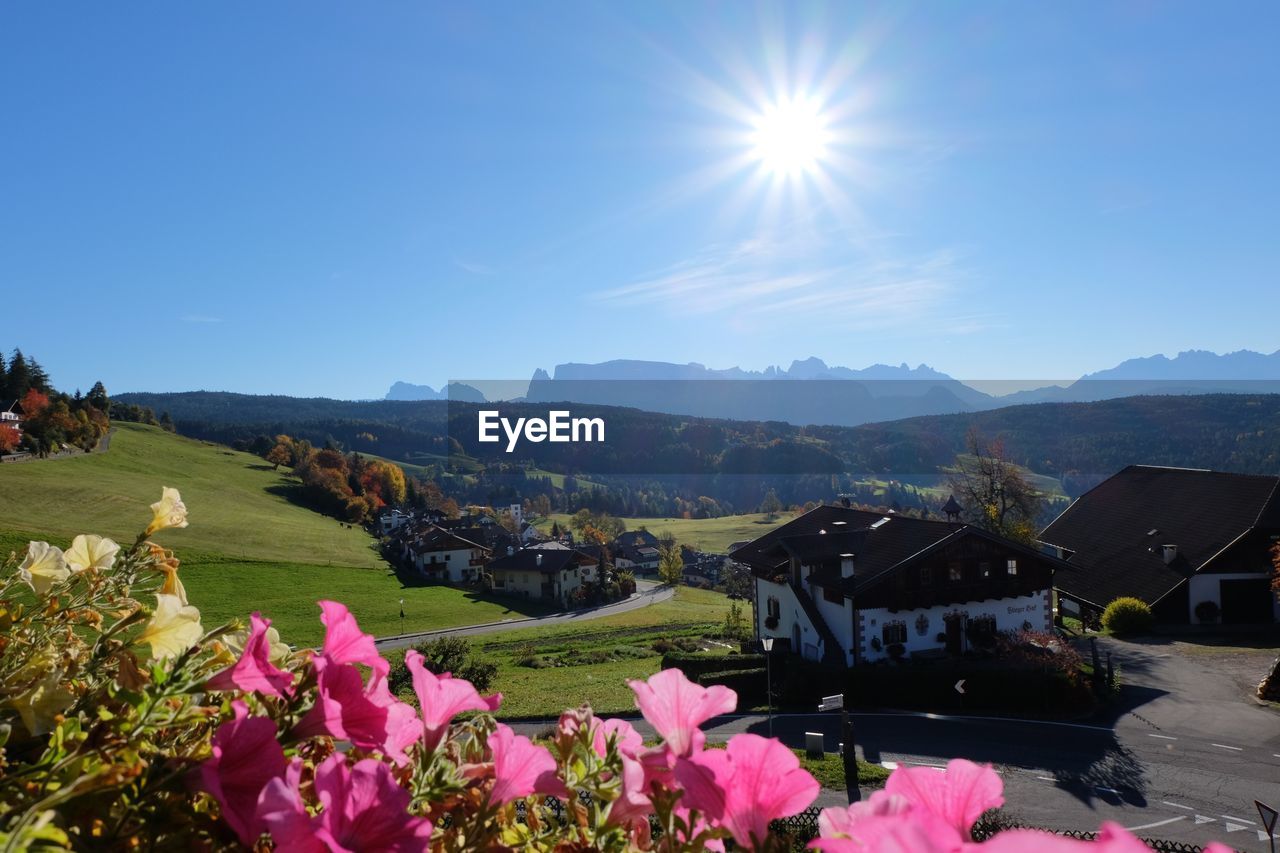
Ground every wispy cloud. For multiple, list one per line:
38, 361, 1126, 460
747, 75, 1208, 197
592, 230, 981, 333
455, 259, 496, 275
180, 314, 223, 324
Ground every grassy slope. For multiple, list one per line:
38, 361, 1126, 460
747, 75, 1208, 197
0, 423, 547, 644
537, 513, 791, 554
472, 587, 737, 718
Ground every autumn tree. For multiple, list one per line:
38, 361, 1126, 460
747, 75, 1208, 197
658, 540, 684, 586
759, 489, 783, 521
0, 424, 19, 454
946, 429, 1043, 543
266, 443, 292, 470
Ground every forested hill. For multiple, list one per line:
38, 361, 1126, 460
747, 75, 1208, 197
117, 390, 1280, 491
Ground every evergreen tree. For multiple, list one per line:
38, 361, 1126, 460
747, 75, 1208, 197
6, 350, 31, 400
159, 411, 175, 432
0, 350, 7, 398
87, 381, 110, 412
27, 356, 50, 393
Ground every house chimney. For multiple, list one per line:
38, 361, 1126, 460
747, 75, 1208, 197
840, 554, 855, 579
1162, 544, 1177, 565
536, 553, 543, 567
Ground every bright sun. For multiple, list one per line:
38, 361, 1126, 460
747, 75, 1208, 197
749, 95, 831, 177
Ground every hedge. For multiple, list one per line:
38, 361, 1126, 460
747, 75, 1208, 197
696, 667, 768, 704
843, 664, 1095, 715
661, 652, 766, 679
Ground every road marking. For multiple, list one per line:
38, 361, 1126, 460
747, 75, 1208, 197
1222, 815, 1256, 824
880, 761, 899, 770
1162, 802, 1194, 811
1211, 743, 1243, 751
1095, 786, 1121, 794
1147, 734, 1177, 740
1194, 815, 1215, 825
908, 762, 947, 769
1273, 753, 1280, 759
1036, 776, 1058, 783
1124, 816, 1185, 832
1225, 822, 1249, 833
1261, 830, 1278, 843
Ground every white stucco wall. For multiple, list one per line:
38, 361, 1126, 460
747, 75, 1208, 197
1187, 573, 1280, 623
755, 576, 824, 662
856, 589, 1052, 663
805, 576, 854, 666
414, 547, 481, 583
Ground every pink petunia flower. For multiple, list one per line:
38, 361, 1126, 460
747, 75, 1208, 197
257, 754, 433, 852
207, 612, 295, 698
197, 700, 288, 846
489, 723, 568, 804
291, 657, 420, 765
676, 733, 819, 850
592, 717, 644, 759
628, 668, 737, 757
317, 600, 383, 672
811, 810, 964, 852
816, 790, 914, 838
884, 759, 1003, 839
405, 650, 501, 753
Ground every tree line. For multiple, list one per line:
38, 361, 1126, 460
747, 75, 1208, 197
0, 349, 111, 456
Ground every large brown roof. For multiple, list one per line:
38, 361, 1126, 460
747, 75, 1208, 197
1039, 465, 1280, 608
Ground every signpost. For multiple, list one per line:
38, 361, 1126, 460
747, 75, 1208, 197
818, 692, 856, 803
1258, 800, 1278, 853
761, 637, 775, 737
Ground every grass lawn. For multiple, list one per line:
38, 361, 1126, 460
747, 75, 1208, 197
0, 423, 549, 645
537, 513, 791, 554
450, 587, 738, 718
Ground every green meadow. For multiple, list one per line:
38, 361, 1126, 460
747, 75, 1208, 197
0, 423, 547, 644
536, 512, 790, 554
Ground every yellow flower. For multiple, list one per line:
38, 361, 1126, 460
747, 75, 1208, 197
156, 563, 188, 605
225, 621, 291, 665
64, 534, 120, 574
18, 542, 69, 596
136, 594, 203, 660
4, 650, 75, 736
145, 487, 189, 536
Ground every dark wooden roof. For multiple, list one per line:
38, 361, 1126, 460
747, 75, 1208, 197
488, 546, 597, 575
1039, 465, 1280, 608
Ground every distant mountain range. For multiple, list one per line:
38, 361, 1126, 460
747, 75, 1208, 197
385, 349, 1280, 428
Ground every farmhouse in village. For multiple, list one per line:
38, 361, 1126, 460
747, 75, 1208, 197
731, 501, 1067, 666
1039, 465, 1280, 625
487, 544, 595, 607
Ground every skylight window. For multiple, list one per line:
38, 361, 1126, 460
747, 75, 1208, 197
870, 518, 890, 529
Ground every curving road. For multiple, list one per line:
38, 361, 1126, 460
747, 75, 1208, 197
510, 634, 1280, 850
374, 580, 673, 652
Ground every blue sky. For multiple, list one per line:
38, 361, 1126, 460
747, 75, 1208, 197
2, 2, 1278, 399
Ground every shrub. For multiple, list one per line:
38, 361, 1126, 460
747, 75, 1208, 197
696, 667, 767, 704
387, 635, 497, 694
1194, 600, 1221, 623
661, 651, 765, 678
1101, 597, 1155, 635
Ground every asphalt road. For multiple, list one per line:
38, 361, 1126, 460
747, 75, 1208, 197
510, 634, 1280, 851
374, 580, 673, 652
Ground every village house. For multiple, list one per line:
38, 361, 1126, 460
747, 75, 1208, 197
400, 526, 490, 583
1, 400, 23, 435
730, 500, 1066, 666
613, 529, 661, 573
487, 544, 594, 607
1039, 465, 1280, 626
378, 508, 414, 535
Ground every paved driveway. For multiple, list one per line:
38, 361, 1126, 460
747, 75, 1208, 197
374, 580, 673, 652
